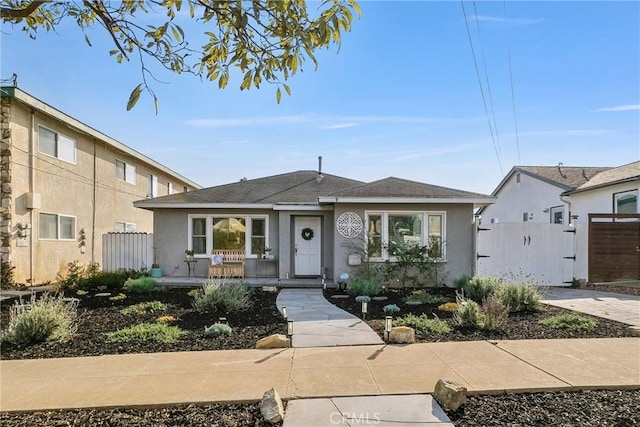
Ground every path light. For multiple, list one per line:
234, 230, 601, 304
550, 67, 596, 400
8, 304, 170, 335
385, 316, 393, 342
219, 317, 227, 324
287, 320, 294, 337
282, 306, 287, 319
338, 272, 349, 291
362, 301, 368, 320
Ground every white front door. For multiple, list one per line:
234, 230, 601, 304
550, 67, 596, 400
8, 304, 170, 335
294, 217, 322, 276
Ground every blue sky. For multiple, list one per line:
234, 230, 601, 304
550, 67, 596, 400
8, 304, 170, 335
2, 1, 639, 194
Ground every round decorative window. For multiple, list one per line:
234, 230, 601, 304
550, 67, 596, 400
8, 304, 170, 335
336, 212, 363, 238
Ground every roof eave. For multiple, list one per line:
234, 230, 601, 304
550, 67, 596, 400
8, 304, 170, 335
562, 176, 640, 196
318, 196, 496, 205
133, 202, 275, 210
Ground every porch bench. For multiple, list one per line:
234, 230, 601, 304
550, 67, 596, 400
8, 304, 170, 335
209, 250, 245, 279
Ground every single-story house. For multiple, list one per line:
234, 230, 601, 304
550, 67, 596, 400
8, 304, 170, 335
134, 170, 495, 284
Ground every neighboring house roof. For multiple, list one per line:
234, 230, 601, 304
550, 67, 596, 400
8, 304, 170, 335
1, 86, 202, 190
135, 172, 495, 209
564, 161, 640, 195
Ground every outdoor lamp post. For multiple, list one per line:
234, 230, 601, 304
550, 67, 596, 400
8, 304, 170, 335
282, 306, 287, 319
361, 301, 368, 320
287, 320, 294, 337
385, 316, 393, 342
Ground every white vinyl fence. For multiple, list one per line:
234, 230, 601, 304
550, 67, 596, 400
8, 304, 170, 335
102, 233, 153, 272
476, 223, 576, 285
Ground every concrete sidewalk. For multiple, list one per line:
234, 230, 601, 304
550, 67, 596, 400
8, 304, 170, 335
542, 288, 640, 326
1, 338, 638, 412
276, 289, 383, 347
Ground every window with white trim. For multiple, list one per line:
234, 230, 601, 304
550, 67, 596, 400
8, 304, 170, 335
39, 213, 76, 240
147, 174, 158, 198
365, 211, 446, 260
115, 222, 137, 232
614, 190, 638, 214
116, 159, 136, 184
38, 126, 76, 164
167, 182, 173, 195
188, 215, 269, 256
550, 206, 564, 224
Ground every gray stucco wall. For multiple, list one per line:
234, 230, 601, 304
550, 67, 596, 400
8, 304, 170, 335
332, 203, 475, 287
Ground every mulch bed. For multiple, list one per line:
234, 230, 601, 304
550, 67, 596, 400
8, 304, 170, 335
323, 287, 633, 342
582, 282, 640, 296
0, 287, 286, 360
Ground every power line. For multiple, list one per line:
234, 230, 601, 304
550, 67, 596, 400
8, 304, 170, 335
504, 0, 522, 163
472, 1, 502, 161
460, 0, 504, 175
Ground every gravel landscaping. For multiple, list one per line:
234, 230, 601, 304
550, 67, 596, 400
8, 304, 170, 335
0, 287, 286, 360
323, 287, 633, 342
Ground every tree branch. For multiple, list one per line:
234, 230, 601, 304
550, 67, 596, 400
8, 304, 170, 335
0, 1, 49, 19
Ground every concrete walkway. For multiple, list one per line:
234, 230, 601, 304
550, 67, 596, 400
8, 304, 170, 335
542, 288, 640, 326
2, 338, 638, 413
276, 289, 383, 347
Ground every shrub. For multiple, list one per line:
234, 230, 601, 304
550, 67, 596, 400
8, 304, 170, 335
355, 295, 371, 303
106, 323, 184, 343
454, 298, 481, 327
3, 293, 78, 345
394, 313, 451, 334
478, 297, 509, 330
383, 304, 400, 314
120, 301, 171, 315
123, 277, 159, 293
192, 279, 251, 313
462, 276, 502, 303
438, 302, 458, 312
204, 323, 233, 337
56, 261, 146, 291
90, 269, 146, 290
539, 313, 597, 332
109, 293, 127, 301
76, 290, 88, 296
346, 277, 381, 296
187, 289, 199, 298
405, 290, 448, 305
496, 282, 543, 312
453, 275, 472, 290
156, 315, 177, 323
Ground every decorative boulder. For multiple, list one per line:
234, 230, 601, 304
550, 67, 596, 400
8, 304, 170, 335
260, 388, 285, 424
256, 334, 290, 349
433, 379, 467, 411
388, 326, 415, 344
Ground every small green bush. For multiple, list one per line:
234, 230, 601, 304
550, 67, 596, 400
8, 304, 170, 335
123, 277, 159, 293
76, 290, 88, 296
204, 323, 233, 337
383, 304, 400, 314
90, 269, 146, 290
55, 262, 146, 291
3, 293, 78, 345
394, 313, 452, 334
453, 275, 472, 290
496, 282, 542, 312
346, 277, 381, 297
462, 276, 502, 303
454, 298, 481, 327
539, 313, 597, 332
106, 323, 184, 343
192, 279, 251, 313
120, 301, 171, 315
478, 296, 509, 330
355, 295, 371, 303
187, 289, 199, 298
109, 293, 127, 301
404, 290, 449, 305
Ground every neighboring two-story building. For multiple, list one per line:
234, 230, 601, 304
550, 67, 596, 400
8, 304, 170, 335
1, 86, 201, 284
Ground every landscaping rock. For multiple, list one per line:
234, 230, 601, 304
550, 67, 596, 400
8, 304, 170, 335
628, 326, 640, 337
97, 286, 108, 291
256, 334, 290, 349
260, 388, 284, 424
405, 301, 423, 306
389, 326, 415, 344
62, 297, 80, 304
433, 378, 467, 411
331, 295, 349, 299
372, 296, 388, 301
261, 286, 278, 293
94, 293, 111, 297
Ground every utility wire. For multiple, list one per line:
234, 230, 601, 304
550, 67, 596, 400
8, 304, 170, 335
460, 0, 504, 175
473, 1, 502, 161
504, 0, 522, 163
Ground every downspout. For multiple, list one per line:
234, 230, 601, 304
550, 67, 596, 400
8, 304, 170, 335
29, 108, 35, 283
560, 194, 575, 281
91, 140, 97, 263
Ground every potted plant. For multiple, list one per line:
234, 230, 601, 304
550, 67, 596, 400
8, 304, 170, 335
263, 247, 273, 259
150, 247, 162, 277
185, 249, 195, 261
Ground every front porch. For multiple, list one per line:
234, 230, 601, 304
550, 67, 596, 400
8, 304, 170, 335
154, 276, 334, 289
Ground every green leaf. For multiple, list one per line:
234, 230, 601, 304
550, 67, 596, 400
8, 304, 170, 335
126, 84, 143, 111
276, 87, 282, 104
84, 34, 92, 46
283, 84, 291, 96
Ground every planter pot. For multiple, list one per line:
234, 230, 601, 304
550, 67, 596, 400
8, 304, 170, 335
149, 268, 163, 278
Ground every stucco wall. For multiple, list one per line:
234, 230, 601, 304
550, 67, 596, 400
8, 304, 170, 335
6, 97, 197, 284
481, 172, 567, 224
332, 203, 475, 287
